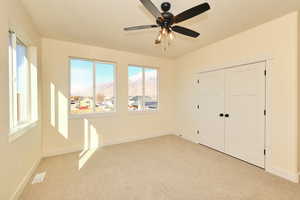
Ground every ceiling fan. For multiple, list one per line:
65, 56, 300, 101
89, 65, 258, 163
124, 0, 210, 45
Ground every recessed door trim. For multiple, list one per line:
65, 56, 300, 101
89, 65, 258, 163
195, 58, 272, 172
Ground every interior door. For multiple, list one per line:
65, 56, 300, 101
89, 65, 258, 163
197, 71, 225, 152
224, 62, 265, 168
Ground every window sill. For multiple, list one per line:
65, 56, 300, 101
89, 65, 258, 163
9, 121, 39, 143
128, 110, 159, 115
69, 112, 117, 119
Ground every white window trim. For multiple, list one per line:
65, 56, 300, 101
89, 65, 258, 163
8, 31, 38, 142
128, 65, 160, 113
9, 121, 38, 143
68, 57, 117, 118
69, 112, 118, 119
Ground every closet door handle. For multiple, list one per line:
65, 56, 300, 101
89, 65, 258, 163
225, 114, 229, 118
219, 113, 224, 117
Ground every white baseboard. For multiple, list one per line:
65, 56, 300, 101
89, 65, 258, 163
180, 135, 198, 144
181, 134, 300, 184
266, 167, 299, 183
43, 145, 83, 158
10, 158, 41, 200
102, 132, 175, 147
43, 132, 176, 158
11, 133, 174, 199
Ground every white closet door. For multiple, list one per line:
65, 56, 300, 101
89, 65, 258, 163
197, 71, 225, 152
225, 62, 265, 168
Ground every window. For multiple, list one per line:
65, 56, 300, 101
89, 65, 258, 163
9, 31, 38, 135
128, 66, 158, 111
70, 58, 116, 115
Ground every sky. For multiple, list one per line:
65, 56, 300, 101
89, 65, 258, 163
128, 66, 142, 77
71, 60, 147, 88
70, 59, 157, 96
16, 43, 27, 92
70, 59, 115, 95
70, 59, 114, 85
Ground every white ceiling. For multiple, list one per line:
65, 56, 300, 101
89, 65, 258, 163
21, 0, 300, 58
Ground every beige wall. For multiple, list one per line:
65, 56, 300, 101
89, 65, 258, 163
174, 12, 299, 180
41, 38, 176, 156
1, 2, 299, 199
0, 0, 42, 199
298, 12, 300, 173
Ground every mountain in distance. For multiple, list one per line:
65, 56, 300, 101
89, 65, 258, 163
71, 71, 157, 98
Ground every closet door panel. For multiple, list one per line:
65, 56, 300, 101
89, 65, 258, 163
225, 62, 265, 168
197, 71, 225, 152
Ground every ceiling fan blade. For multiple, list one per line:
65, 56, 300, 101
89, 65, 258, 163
174, 3, 210, 24
139, 0, 162, 19
124, 25, 159, 31
172, 26, 200, 38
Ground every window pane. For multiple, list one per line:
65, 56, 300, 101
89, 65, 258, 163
95, 62, 115, 112
128, 66, 143, 111
70, 59, 93, 114
16, 41, 29, 123
144, 68, 158, 111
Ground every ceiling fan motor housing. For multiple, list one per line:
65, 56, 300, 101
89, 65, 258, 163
161, 12, 174, 27
161, 2, 171, 12
156, 2, 174, 29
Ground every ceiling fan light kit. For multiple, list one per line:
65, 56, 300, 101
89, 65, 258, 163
155, 27, 175, 52
124, 0, 210, 51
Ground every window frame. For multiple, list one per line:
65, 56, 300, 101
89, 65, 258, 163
8, 31, 38, 142
127, 64, 160, 113
68, 57, 117, 118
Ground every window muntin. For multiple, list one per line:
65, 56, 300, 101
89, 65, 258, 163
70, 58, 116, 115
128, 66, 158, 111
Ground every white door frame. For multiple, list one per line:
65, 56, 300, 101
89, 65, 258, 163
195, 58, 272, 172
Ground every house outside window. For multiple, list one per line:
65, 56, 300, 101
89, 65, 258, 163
128, 66, 159, 111
69, 58, 116, 115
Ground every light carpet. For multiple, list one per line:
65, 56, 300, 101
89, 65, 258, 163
21, 135, 300, 200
